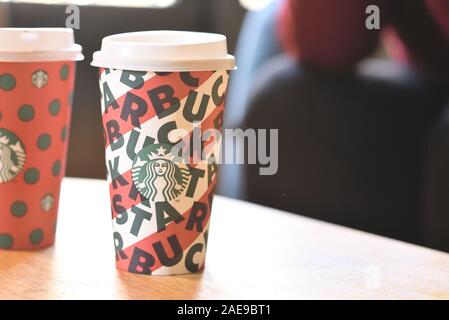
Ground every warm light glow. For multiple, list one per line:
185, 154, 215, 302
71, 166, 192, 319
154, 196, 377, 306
0, 0, 178, 8
239, 0, 273, 11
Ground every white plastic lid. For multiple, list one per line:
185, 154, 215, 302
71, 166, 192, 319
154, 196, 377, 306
0, 28, 84, 62
91, 30, 236, 72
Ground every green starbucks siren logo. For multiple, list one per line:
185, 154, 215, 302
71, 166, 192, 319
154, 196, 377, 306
0, 128, 26, 183
132, 143, 190, 202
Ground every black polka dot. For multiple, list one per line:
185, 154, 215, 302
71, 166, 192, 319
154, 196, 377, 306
52, 160, 61, 176
0, 234, 14, 249
49, 99, 61, 116
37, 134, 52, 150
18, 104, 35, 122
29, 229, 44, 245
10, 201, 27, 217
24, 168, 40, 184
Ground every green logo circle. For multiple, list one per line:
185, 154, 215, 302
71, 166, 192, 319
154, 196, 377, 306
0, 128, 26, 183
132, 143, 190, 202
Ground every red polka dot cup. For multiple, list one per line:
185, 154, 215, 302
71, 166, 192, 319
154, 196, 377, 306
92, 31, 235, 275
0, 28, 83, 250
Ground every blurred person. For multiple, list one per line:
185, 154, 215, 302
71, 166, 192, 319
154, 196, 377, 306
235, 0, 449, 250
279, 0, 449, 80
219, 0, 283, 199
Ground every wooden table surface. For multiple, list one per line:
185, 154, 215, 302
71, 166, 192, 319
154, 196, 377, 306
1, 178, 449, 300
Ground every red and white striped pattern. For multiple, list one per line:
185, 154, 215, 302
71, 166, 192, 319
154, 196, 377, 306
99, 69, 228, 275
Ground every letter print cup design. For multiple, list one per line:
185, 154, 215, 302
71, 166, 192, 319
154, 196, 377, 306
0, 128, 26, 183
100, 69, 230, 275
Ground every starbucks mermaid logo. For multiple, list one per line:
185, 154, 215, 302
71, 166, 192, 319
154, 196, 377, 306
132, 143, 190, 202
0, 128, 26, 183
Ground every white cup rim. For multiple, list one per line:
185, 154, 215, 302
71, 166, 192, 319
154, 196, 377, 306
0, 28, 84, 62
91, 30, 236, 71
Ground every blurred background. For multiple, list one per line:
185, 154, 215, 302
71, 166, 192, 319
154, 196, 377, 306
1, 0, 449, 252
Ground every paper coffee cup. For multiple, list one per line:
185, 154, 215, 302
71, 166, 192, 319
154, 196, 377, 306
0, 28, 83, 250
92, 31, 235, 275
